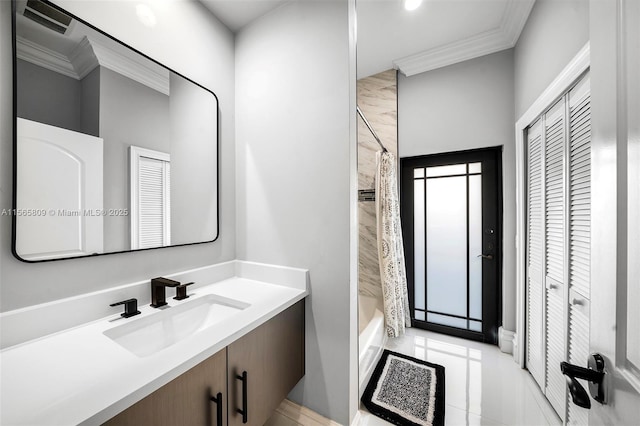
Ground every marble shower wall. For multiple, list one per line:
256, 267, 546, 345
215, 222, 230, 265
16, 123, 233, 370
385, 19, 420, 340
358, 69, 398, 307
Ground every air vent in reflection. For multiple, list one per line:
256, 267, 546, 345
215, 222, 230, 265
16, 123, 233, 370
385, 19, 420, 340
23, 0, 72, 34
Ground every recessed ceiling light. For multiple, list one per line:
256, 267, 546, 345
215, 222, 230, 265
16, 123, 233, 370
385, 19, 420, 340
403, 0, 423, 11
136, 4, 157, 27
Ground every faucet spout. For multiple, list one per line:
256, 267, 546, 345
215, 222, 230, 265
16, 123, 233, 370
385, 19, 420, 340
150, 277, 180, 308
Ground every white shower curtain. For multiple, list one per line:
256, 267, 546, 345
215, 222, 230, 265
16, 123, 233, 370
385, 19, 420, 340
376, 150, 411, 338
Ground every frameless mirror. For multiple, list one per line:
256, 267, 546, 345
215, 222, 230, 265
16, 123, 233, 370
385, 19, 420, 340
11, 0, 219, 262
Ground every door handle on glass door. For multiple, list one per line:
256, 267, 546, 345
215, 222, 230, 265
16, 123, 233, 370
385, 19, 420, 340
477, 254, 493, 260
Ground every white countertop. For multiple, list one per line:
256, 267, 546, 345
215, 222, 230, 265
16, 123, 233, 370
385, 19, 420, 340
0, 274, 307, 425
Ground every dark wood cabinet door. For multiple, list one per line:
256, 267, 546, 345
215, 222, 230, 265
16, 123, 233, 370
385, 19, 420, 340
103, 348, 227, 426
227, 301, 305, 426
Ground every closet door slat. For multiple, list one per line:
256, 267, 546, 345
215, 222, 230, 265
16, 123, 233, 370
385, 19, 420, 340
545, 280, 567, 414
566, 74, 591, 425
567, 291, 590, 425
545, 101, 565, 285
138, 158, 166, 249
526, 119, 545, 389
569, 89, 591, 299
543, 98, 567, 418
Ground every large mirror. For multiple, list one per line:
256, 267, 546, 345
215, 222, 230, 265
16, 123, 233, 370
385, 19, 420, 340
11, 0, 219, 262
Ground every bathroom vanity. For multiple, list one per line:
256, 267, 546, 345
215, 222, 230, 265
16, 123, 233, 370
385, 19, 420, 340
104, 301, 304, 426
0, 261, 308, 425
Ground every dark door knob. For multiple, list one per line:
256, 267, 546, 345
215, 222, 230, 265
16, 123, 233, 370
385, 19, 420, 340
560, 353, 606, 409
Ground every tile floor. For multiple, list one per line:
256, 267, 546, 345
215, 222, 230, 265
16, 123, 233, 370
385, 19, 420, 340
355, 328, 561, 426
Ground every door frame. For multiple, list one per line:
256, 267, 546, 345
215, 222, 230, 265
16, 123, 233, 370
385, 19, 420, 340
589, 0, 640, 422
400, 146, 503, 344
514, 43, 590, 368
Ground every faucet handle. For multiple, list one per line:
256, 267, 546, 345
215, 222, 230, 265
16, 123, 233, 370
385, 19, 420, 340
110, 298, 141, 318
174, 282, 195, 301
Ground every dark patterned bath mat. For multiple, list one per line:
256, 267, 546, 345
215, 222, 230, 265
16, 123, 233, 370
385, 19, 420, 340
361, 349, 445, 426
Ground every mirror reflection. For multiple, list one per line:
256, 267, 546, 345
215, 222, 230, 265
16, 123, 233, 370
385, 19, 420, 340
13, 0, 219, 261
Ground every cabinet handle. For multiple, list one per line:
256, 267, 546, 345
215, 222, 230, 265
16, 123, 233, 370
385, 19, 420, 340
236, 371, 248, 424
210, 392, 223, 426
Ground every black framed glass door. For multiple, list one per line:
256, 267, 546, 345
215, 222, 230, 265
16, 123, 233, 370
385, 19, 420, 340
400, 147, 502, 343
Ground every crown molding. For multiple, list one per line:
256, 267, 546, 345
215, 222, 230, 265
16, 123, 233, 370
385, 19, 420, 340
393, 28, 508, 76
500, 0, 536, 46
16, 36, 78, 79
86, 37, 170, 96
394, 0, 536, 76
16, 36, 170, 96
68, 37, 99, 79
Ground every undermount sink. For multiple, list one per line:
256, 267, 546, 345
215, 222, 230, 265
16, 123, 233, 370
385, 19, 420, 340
103, 294, 250, 357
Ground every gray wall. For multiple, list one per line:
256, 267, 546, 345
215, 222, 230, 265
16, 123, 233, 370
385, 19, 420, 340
170, 72, 218, 245
510, 0, 588, 338
0, 0, 235, 311
99, 67, 171, 252
398, 49, 517, 331
514, 0, 589, 118
16, 59, 83, 133
235, 1, 355, 423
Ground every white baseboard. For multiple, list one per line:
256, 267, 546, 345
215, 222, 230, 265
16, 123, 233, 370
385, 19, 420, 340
274, 399, 342, 426
512, 332, 519, 362
498, 326, 516, 355
350, 410, 363, 426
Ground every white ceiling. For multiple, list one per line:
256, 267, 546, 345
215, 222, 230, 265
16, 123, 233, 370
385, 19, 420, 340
199, 0, 289, 33
357, 0, 535, 78
198, 0, 534, 78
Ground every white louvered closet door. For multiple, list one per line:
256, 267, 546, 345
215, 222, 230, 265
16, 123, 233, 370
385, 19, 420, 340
544, 99, 567, 418
526, 118, 545, 390
138, 157, 171, 249
566, 74, 591, 426
130, 146, 171, 250
525, 72, 591, 424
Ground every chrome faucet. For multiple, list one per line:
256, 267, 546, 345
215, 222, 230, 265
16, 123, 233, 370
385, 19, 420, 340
150, 277, 180, 308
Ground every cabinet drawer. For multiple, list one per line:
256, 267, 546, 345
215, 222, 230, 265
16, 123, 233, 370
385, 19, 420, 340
103, 348, 227, 426
227, 300, 305, 426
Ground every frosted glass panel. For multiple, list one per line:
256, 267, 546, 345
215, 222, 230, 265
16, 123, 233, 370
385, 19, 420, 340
410, 158, 489, 334
428, 313, 467, 329
469, 320, 482, 332
469, 162, 482, 173
469, 175, 482, 320
414, 180, 425, 310
426, 164, 467, 177
426, 176, 467, 316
